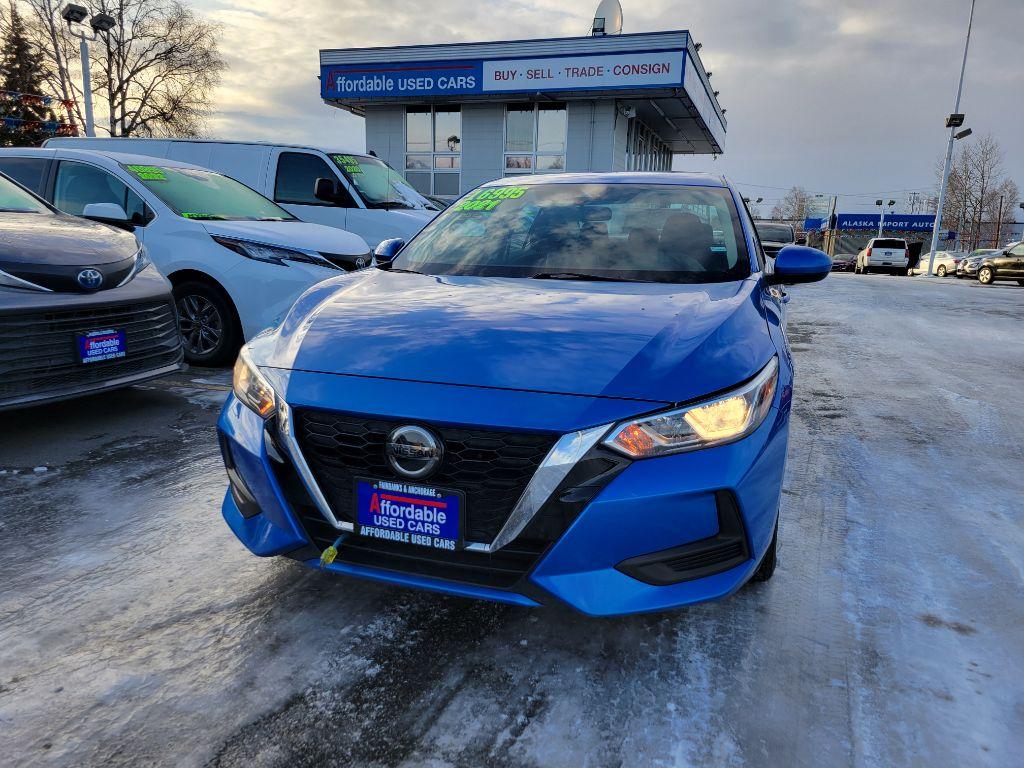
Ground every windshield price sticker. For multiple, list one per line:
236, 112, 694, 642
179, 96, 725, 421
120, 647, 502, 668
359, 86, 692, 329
454, 186, 527, 211
332, 154, 363, 174
126, 165, 166, 181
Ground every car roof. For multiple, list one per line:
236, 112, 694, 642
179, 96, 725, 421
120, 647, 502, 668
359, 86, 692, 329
0, 146, 214, 171
479, 171, 730, 189
45, 137, 366, 157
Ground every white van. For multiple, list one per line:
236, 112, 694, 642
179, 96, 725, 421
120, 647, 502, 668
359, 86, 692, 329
44, 138, 439, 247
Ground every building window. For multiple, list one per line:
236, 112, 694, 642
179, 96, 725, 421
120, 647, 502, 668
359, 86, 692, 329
405, 106, 461, 197
626, 118, 671, 172
504, 104, 566, 175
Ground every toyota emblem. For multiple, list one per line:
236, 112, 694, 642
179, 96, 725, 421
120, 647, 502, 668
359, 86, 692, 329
385, 425, 443, 479
76, 268, 103, 290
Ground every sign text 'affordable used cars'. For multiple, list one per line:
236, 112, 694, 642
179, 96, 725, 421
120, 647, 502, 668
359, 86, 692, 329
321, 50, 686, 99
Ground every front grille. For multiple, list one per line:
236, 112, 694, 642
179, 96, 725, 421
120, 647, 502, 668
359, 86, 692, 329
295, 410, 557, 543
0, 300, 182, 402
278, 412, 626, 591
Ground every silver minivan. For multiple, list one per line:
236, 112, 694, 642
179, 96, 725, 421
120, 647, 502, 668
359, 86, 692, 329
44, 138, 439, 247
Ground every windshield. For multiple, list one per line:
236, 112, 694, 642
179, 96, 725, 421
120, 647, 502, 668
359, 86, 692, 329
0, 174, 46, 213
394, 183, 751, 284
122, 164, 295, 221
970, 249, 997, 258
330, 154, 432, 211
755, 223, 794, 243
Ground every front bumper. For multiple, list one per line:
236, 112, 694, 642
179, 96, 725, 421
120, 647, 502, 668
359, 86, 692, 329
217, 370, 792, 617
0, 268, 185, 411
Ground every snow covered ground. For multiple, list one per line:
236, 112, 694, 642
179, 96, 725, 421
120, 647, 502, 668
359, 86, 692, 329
0, 273, 1021, 767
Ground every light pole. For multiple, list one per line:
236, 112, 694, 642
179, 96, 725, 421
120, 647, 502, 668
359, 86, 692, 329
877, 199, 895, 238
926, 0, 977, 277
60, 5, 116, 138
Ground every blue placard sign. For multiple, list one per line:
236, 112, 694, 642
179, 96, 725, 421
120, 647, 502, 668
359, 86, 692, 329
833, 213, 936, 231
322, 50, 687, 100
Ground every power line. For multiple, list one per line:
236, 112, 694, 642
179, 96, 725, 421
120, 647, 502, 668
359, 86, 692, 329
732, 181, 936, 198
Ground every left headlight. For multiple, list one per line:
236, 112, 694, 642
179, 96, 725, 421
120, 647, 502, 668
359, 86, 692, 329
212, 236, 340, 270
603, 357, 779, 459
116, 245, 151, 287
233, 345, 278, 418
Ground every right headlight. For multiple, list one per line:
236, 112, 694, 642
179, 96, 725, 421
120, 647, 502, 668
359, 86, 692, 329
232, 345, 278, 418
212, 235, 341, 270
603, 357, 779, 459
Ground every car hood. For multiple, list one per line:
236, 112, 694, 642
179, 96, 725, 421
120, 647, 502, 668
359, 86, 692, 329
201, 220, 369, 255
0, 211, 137, 266
256, 271, 774, 404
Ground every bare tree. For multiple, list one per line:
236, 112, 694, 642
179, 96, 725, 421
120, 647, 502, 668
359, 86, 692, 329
936, 134, 1019, 249
770, 186, 812, 222
21, 0, 224, 137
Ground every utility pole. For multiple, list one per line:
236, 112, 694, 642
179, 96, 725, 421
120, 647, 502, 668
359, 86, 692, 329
926, 0, 977, 277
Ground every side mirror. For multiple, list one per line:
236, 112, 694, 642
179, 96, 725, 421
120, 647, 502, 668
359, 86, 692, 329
767, 245, 831, 285
82, 202, 134, 231
373, 238, 405, 269
313, 177, 338, 203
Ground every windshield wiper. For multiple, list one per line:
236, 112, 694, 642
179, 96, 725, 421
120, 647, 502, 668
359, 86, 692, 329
182, 213, 229, 220
530, 271, 648, 283
387, 267, 426, 275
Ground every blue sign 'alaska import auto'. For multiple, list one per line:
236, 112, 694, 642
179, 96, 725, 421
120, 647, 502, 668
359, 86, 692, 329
216, 172, 831, 616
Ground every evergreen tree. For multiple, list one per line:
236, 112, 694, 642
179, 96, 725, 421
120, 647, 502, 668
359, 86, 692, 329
0, 3, 58, 147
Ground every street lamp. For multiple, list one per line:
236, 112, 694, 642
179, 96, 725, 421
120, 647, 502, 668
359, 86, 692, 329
926, 0, 977, 278
876, 199, 895, 238
61, 4, 115, 137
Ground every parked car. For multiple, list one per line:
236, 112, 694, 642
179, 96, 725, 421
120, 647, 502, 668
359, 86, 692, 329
44, 137, 439, 247
0, 148, 371, 366
956, 248, 999, 279
977, 242, 1024, 286
855, 237, 909, 275
217, 172, 832, 616
831, 254, 856, 272
0, 170, 182, 411
911, 250, 966, 277
755, 222, 795, 258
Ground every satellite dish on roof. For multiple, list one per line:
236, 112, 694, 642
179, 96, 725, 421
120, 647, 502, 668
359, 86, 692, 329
591, 0, 623, 36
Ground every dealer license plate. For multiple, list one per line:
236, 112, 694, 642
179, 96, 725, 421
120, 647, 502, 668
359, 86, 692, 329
355, 479, 462, 551
77, 328, 126, 364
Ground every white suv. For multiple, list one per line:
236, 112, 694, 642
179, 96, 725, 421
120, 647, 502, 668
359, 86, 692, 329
855, 238, 909, 275
0, 148, 370, 365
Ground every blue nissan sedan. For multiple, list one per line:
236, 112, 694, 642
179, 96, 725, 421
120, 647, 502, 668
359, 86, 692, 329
217, 173, 830, 616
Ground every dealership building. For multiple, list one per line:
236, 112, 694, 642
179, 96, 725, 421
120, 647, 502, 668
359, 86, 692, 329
318, 30, 726, 198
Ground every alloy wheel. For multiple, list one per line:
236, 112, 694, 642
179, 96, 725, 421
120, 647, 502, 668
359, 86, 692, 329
177, 294, 224, 356
979, 268, 993, 285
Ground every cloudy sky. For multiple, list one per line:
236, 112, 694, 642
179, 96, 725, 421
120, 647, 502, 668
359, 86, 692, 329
195, 0, 1023, 214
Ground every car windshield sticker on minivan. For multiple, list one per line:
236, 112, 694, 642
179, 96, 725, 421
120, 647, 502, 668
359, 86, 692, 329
453, 187, 527, 212
332, 155, 363, 174
126, 165, 166, 181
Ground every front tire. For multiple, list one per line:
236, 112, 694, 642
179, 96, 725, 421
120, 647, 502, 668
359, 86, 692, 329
937, 265, 947, 277
978, 267, 994, 285
173, 280, 241, 366
751, 521, 778, 582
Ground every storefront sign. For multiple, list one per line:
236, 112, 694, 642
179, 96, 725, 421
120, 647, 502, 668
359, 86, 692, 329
321, 50, 686, 100
833, 213, 936, 231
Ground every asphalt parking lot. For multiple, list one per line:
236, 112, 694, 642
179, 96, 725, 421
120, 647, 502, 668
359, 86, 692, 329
1, 273, 1021, 767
